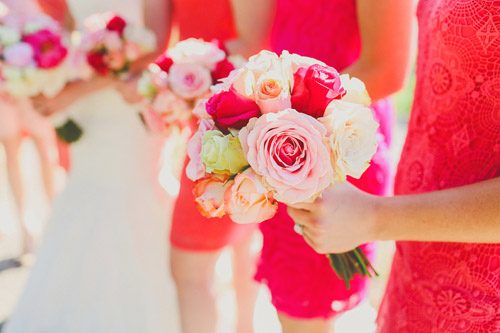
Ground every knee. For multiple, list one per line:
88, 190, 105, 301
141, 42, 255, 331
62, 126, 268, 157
170, 256, 215, 292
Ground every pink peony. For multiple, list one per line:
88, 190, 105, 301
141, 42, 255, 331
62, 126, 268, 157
239, 108, 333, 204
168, 62, 212, 99
186, 118, 215, 181
224, 170, 278, 224
206, 88, 261, 133
193, 174, 232, 218
22, 29, 67, 68
291, 64, 345, 118
3, 42, 34, 67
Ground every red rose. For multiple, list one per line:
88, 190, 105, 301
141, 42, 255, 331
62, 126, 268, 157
291, 64, 345, 118
206, 88, 261, 133
106, 15, 127, 36
211, 58, 235, 83
87, 51, 109, 76
154, 53, 173, 73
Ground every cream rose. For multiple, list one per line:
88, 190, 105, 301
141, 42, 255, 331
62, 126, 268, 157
340, 74, 372, 107
224, 170, 278, 224
245, 50, 282, 80
319, 100, 379, 182
168, 38, 226, 70
239, 108, 333, 204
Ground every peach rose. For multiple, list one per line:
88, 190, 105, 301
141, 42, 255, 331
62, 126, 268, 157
239, 108, 333, 204
168, 62, 212, 99
224, 170, 278, 224
193, 174, 232, 218
254, 71, 291, 114
319, 100, 379, 182
186, 118, 215, 181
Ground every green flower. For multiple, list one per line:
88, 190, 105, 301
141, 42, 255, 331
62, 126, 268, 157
200, 130, 248, 175
137, 71, 157, 99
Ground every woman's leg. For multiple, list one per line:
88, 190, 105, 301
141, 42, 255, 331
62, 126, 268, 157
231, 233, 259, 333
31, 134, 57, 202
278, 312, 334, 333
2, 134, 32, 255
170, 246, 221, 333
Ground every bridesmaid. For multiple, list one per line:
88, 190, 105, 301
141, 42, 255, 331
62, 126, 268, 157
138, 1, 272, 332
0, 0, 58, 257
231, 0, 413, 331
289, 1, 500, 332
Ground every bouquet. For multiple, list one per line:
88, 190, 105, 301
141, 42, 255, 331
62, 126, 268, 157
76, 12, 156, 77
55, 12, 156, 144
0, 14, 69, 98
137, 38, 241, 134
187, 50, 378, 288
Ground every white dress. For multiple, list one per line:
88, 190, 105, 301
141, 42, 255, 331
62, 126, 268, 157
3, 1, 178, 332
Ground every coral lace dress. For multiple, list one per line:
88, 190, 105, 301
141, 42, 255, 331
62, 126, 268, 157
377, 0, 500, 332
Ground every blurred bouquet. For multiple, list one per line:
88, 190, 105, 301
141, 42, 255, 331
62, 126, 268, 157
75, 12, 156, 78
187, 50, 378, 288
137, 38, 242, 134
0, 14, 69, 98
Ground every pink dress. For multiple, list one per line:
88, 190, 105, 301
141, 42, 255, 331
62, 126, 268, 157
377, 1, 500, 332
255, 0, 394, 319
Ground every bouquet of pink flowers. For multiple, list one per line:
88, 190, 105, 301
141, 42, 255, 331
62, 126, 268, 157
187, 50, 378, 288
0, 14, 69, 97
137, 38, 240, 134
76, 12, 156, 77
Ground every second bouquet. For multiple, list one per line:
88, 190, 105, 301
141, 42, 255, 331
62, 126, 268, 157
187, 50, 380, 288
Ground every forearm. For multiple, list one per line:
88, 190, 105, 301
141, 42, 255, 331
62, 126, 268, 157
376, 177, 500, 243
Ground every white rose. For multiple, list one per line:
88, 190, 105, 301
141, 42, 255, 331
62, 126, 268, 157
0, 26, 21, 46
212, 67, 256, 100
319, 100, 379, 182
168, 63, 212, 99
279, 50, 326, 88
40, 67, 68, 98
168, 38, 225, 70
340, 74, 372, 107
245, 50, 281, 80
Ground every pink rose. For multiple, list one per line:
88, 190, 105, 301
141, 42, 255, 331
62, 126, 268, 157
206, 88, 261, 133
154, 52, 173, 72
168, 62, 212, 99
124, 42, 142, 61
224, 170, 278, 224
3, 43, 34, 67
193, 174, 232, 218
186, 118, 215, 181
239, 108, 333, 204
23, 29, 67, 69
102, 31, 123, 51
291, 64, 345, 118
254, 71, 291, 114
142, 105, 166, 133
152, 90, 190, 123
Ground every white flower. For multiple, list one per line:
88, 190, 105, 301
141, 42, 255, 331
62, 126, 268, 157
319, 100, 379, 182
245, 50, 281, 80
168, 38, 225, 70
340, 74, 372, 107
40, 67, 68, 98
0, 26, 21, 46
137, 71, 157, 99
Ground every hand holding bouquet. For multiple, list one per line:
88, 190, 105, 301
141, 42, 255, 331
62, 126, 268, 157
0, 14, 69, 98
137, 38, 241, 134
187, 50, 379, 288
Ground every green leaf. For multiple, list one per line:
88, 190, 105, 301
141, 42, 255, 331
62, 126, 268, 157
55, 119, 83, 144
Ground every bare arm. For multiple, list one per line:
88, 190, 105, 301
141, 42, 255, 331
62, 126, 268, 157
342, 0, 416, 102
288, 177, 500, 254
226, 0, 275, 57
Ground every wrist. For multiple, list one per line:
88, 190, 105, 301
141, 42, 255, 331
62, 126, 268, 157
370, 195, 392, 242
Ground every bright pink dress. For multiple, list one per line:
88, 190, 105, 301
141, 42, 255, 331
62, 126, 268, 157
255, 0, 394, 319
169, 0, 256, 251
377, 1, 500, 332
